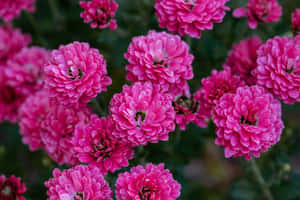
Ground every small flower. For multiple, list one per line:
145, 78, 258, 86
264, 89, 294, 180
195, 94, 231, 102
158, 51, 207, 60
109, 82, 176, 146
255, 36, 300, 104
115, 163, 181, 200
45, 165, 112, 200
0, 174, 26, 200
154, 0, 230, 38
292, 8, 300, 36
224, 36, 263, 85
125, 30, 194, 91
0, 0, 35, 23
44, 41, 112, 107
73, 115, 134, 174
233, 0, 282, 29
212, 85, 284, 160
80, 0, 118, 30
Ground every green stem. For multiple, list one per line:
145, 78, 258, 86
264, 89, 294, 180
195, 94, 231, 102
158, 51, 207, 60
250, 159, 274, 200
48, 0, 61, 23
25, 13, 48, 47
91, 98, 106, 116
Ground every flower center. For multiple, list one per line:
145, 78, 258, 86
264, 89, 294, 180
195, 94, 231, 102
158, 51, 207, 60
138, 186, 153, 200
173, 95, 199, 114
1, 185, 12, 197
74, 192, 84, 200
240, 115, 257, 126
0, 86, 17, 104
68, 67, 83, 80
135, 111, 146, 128
92, 139, 113, 160
152, 51, 168, 67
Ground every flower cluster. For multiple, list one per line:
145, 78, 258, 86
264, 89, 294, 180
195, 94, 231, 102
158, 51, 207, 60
0, 174, 26, 200
0, 0, 35, 23
80, 0, 118, 30
233, 0, 282, 29
292, 9, 300, 36
154, 0, 230, 38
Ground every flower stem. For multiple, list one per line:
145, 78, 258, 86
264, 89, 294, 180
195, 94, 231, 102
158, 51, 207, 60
250, 159, 274, 200
91, 98, 106, 116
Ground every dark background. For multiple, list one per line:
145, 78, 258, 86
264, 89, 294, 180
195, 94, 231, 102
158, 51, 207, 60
1, 0, 300, 199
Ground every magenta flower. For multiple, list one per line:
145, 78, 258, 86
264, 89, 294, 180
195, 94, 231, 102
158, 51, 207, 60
44, 41, 112, 107
195, 67, 245, 119
292, 9, 300, 36
80, 0, 118, 30
154, 0, 230, 38
212, 86, 284, 160
255, 36, 300, 104
0, 0, 35, 23
224, 36, 263, 85
125, 31, 194, 91
19, 91, 50, 151
45, 165, 112, 200
73, 115, 134, 174
172, 81, 208, 130
115, 163, 181, 200
233, 0, 282, 29
109, 81, 176, 147
41, 102, 92, 165
0, 26, 31, 64
0, 174, 26, 200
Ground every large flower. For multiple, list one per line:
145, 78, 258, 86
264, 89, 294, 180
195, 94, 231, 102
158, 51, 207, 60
80, 0, 118, 30
154, 0, 230, 38
45, 165, 112, 200
44, 41, 112, 107
73, 115, 134, 174
212, 86, 284, 160
233, 0, 282, 29
0, 174, 26, 200
125, 30, 194, 91
0, 0, 35, 22
255, 36, 300, 104
224, 36, 263, 85
115, 163, 181, 200
109, 82, 176, 146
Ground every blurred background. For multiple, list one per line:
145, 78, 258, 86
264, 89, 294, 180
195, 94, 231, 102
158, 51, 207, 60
1, 0, 300, 199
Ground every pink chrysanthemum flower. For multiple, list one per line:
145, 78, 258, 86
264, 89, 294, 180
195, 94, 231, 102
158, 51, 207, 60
255, 36, 300, 104
73, 115, 134, 174
19, 91, 50, 151
0, 174, 26, 200
44, 41, 112, 107
109, 81, 176, 147
115, 163, 181, 200
45, 165, 112, 200
41, 103, 92, 165
0, 0, 35, 23
292, 9, 300, 36
0, 26, 31, 64
224, 36, 263, 85
195, 67, 245, 119
80, 0, 118, 30
125, 31, 194, 91
233, 0, 282, 29
154, 0, 230, 38
171, 81, 208, 130
212, 86, 284, 160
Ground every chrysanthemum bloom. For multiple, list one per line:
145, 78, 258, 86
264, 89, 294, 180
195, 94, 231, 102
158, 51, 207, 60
213, 86, 284, 160
224, 36, 263, 85
44, 41, 112, 107
73, 115, 134, 174
292, 9, 300, 36
0, 0, 35, 23
0, 26, 31, 64
80, 0, 118, 30
195, 67, 245, 119
171, 81, 208, 130
109, 82, 176, 146
125, 31, 194, 90
18, 91, 50, 151
115, 163, 181, 200
0, 174, 26, 200
41, 103, 92, 165
154, 0, 230, 38
233, 0, 282, 29
255, 36, 300, 104
45, 165, 112, 200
